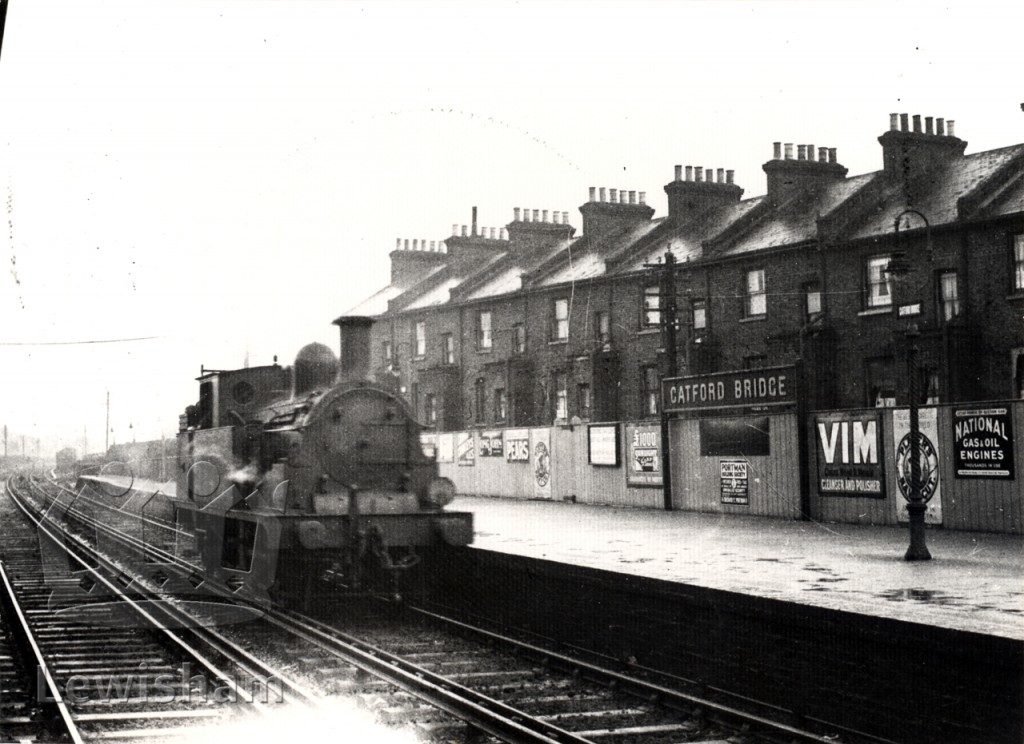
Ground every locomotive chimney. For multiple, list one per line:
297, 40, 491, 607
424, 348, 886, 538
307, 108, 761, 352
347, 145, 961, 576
332, 315, 374, 384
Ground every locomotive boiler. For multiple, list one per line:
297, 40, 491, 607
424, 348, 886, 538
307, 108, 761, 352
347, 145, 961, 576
174, 316, 472, 604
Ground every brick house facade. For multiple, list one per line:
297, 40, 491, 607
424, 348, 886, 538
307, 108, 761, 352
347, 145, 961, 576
343, 113, 1024, 430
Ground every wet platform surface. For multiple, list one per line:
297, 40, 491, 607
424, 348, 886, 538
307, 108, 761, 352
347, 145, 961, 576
459, 495, 1024, 641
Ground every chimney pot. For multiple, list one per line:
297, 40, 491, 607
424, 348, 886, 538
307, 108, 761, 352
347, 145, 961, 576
685, 165, 693, 181
542, 209, 549, 222
532, 209, 540, 222
807, 145, 815, 161
513, 208, 521, 221
773, 142, 782, 159
674, 165, 683, 181
716, 168, 725, 183
912, 114, 921, 133
589, 186, 596, 202
500, 228, 508, 240
413, 239, 419, 250
562, 211, 569, 224
726, 170, 734, 184
797, 145, 806, 161
395, 238, 401, 250
828, 147, 837, 164
784, 143, 794, 160
430, 240, 436, 251
638, 192, 646, 205
629, 190, 636, 205
818, 147, 827, 163
611, 189, 619, 204
404, 239, 410, 250
552, 212, 560, 224
936, 118, 945, 135
947, 120, 955, 137
925, 116, 934, 135
900, 113, 909, 131
890, 113, 899, 131
695, 166, 703, 182
599, 187, 606, 202
461, 225, 468, 237
471, 206, 478, 236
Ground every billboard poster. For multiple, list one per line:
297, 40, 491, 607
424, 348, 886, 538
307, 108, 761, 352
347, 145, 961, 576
625, 423, 662, 487
892, 408, 942, 524
456, 432, 475, 466
504, 429, 530, 462
953, 407, 1015, 479
436, 433, 454, 464
478, 430, 504, 458
419, 433, 437, 460
720, 460, 749, 505
814, 412, 885, 497
587, 425, 620, 466
530, 427, 552, 499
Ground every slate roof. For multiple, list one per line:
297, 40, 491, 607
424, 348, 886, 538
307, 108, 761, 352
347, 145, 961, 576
346, 136, 1024, 319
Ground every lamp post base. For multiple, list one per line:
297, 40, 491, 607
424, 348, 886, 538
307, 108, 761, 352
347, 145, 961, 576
904, 501, 932, 561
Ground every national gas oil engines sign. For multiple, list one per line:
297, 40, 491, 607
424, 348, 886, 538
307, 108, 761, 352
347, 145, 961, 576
814, 412, 885, 497
952, 407, 1015, 479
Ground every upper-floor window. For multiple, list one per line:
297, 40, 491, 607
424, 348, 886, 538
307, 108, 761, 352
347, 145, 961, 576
512, 323, 526, 354
938, 271, 960, 321
441, 333, 455, 365
642, 286, 661, 328
552, 298, 570, 341
494, 388, 508, 422
1014, 235, 1024, 291
477, 311, 492, 350
641, 365, 660, 417
804, 280, 822, 320
474, 378, 486, 423
866, 256, 893, 308
595, 311, 611, 349
744, 269, 766, 317
382, 340, 393, 367
553, 372, 568, 420
414, 321, 426, 358
424, 393, 437, 426
692, 299, 707, 331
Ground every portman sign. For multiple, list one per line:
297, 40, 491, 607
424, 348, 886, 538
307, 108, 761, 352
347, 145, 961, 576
662, 366, 796, 414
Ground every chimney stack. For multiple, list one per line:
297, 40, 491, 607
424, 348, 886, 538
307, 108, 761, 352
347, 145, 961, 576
763, 140, 848, 204
879, 112, 966, 180
664, 163, 744, 223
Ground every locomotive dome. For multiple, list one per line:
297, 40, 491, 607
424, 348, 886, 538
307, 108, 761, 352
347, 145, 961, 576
294, 342, 338, 395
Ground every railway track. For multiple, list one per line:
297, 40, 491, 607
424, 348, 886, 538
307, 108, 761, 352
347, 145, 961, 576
0, 473, 321, 741
10, 472, 892, 743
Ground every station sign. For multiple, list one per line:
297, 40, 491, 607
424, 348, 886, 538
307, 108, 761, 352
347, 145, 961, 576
662, 365, 797, 415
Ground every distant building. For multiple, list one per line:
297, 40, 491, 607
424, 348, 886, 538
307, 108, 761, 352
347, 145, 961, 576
344, 113, 1024, 430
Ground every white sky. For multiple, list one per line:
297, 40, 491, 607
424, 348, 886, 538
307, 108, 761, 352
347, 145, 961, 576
0, 0, 1020, 455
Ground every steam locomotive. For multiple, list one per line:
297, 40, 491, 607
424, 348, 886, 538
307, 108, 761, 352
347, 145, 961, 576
174, 316, 473, 604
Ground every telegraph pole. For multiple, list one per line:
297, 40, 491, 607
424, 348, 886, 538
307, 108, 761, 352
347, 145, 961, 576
105, 391, 110, 452
644, 248, 680, 511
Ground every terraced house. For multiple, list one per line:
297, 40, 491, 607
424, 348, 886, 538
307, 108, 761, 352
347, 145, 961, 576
346, 113, 1024, 431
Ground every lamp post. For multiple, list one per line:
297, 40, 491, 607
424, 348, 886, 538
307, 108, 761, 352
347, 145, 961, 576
888, 210, 932, 561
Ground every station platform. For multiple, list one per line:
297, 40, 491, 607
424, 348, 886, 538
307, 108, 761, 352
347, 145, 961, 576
458, 495, 1024, 641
